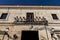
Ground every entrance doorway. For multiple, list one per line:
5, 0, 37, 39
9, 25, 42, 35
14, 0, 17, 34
21, 31, 39, 40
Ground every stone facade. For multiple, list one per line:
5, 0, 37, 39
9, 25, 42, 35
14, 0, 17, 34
0, 5, 60, 40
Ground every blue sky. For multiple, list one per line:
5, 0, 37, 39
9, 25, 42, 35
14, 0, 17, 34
0, 0, 60, 5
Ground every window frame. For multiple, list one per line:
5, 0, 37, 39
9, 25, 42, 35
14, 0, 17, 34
51, 14, 59, 20
0, 13, 8, 21
26, 12, 34, 22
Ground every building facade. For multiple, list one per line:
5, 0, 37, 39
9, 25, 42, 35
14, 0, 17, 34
0, 5, 60, 40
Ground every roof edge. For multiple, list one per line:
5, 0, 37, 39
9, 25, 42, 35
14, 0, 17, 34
0, 5, 60, 9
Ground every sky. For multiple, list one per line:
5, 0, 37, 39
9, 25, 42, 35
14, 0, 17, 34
0, 0, 60, 6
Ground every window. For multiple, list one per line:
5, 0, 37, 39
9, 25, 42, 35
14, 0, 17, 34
21, 31, 39, 40
26, 12, 34, 22
0, 13, 8, 19
51, 14, 58, 20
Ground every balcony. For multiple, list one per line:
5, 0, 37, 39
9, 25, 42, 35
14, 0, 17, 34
13, 16, 48, 25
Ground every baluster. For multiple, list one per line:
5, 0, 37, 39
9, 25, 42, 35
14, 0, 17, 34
38, 17, 41, 21
41, 17, 46, 21
19, 17, 22, 22
36, 16, 39, 21
14, 16, 19, 22
23, 17, 26, 22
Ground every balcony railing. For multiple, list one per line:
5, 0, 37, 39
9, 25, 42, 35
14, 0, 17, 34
13, 16, 48, 25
